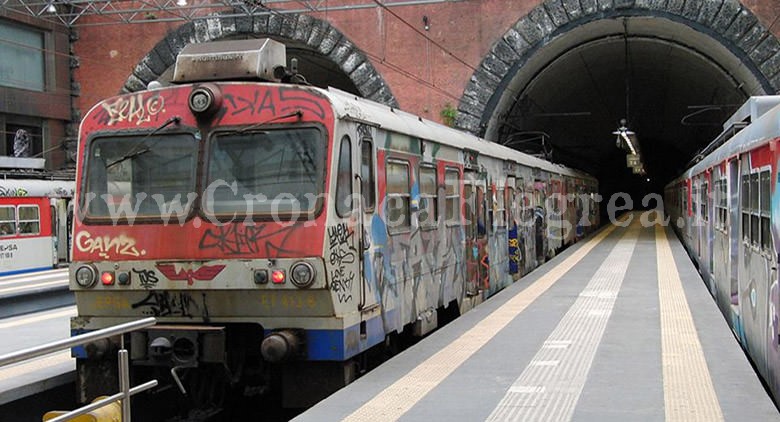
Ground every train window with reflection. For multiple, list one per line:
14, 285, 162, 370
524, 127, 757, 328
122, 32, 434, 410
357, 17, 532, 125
361, 139, 375, 212
18, 205, 39, 235
701, 182, 707, 221
751, 173, 759, 245
0, 206, 15, 236
760, 170, 771, 251
335, 136, 353, 218
741, 174, 750, 241
494, 185, 505, 227
205, 128, 325, 218
419, 165, 437, 229
444, 168, 460, 224
85, 134, 198, 221
387, 161, 410, 232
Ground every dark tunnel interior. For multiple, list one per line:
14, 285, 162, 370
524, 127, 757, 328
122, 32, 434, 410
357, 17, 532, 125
494, 34, 749, 204
251, 17, 772, 210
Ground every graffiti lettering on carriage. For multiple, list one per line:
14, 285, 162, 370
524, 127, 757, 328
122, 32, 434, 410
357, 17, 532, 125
199, 224, 294, 255
329, 247, 355, 267
131, 291, 200, 317
220, 88, 326, 123
328, 223, 356, 302
330, 267, 354, 303
98, 93, 165, 126
75, 231, 146, 259
328, 223, 353, 249
132, 268, 159, 289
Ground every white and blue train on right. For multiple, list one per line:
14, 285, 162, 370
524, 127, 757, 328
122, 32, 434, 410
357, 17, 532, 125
665, 95, 780, 402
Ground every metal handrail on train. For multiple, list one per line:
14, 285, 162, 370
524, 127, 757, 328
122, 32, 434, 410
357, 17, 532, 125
0, 316, 158, 422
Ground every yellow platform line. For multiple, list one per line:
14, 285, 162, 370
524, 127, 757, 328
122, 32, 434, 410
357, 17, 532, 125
656, 225, 723, 421
342, 216, 630, 422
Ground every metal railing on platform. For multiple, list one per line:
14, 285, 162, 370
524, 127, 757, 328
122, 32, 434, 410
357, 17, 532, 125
0, 317, 158, 422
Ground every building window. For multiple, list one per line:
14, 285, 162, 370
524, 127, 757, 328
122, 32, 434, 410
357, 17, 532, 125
4, 122, 42, 158
0, 21, 45, 92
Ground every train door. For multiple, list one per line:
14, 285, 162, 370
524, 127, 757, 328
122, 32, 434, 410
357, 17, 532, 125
729, 158, 740, 327
702, 176, 710, 276
464, 170, 488, 295
738, 151, 771, 376
357, 130, 378, 314
693, 177, 700, 258
534, 179, 547, 265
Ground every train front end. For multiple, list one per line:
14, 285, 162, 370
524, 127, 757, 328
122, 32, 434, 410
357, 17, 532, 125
70, 39, 360, 411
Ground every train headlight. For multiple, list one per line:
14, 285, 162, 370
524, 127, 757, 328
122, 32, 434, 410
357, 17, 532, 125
75, 265, 97, 288
290, 262, 315, 288
188, 83, 222, 119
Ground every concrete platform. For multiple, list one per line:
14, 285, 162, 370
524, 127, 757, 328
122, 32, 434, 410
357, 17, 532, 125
295, 212, 780, 421
0, 305, 75, 405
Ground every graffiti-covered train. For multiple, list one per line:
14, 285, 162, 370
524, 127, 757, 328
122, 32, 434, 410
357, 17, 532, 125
0, 178, 74, 275
665, 95, 780, 403
70, 39, 598, 415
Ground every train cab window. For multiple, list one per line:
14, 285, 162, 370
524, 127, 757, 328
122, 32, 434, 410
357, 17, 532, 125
419, 165, 437, 229
760, 170, 772, 251
387, 161, 411, 232
205, 128, 325, 218
361, 139, 375, 212
335, 136, 353, 218
444, 168, 460, 224
86, 134, 198, 220
18, 205, 39, 235
0, 206, 15, 236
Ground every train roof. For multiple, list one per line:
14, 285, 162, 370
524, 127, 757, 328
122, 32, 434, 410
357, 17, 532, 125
667, 97, 780, 187
0, 179, 75, 198
322, 87, 595, 182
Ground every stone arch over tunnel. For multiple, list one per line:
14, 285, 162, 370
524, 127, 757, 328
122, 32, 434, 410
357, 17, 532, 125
122, 12, 399, 108
457, 1, 780, 197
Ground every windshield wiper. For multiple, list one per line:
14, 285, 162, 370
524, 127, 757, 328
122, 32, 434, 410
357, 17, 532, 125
106, 116, 181, 169
221, 110, 303, 136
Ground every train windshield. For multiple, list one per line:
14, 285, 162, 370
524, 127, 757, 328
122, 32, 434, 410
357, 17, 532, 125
84, 134, 198, 220
204, 127, 325, 217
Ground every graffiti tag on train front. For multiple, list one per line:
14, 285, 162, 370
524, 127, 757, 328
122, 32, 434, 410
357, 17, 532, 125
131, 291, 200, 317
75, 231, 146, 259
132, 268, 159, 289
328, 223, 356, 303
99, 93, 165, 126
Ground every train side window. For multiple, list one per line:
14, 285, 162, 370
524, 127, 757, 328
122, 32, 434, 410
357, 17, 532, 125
335, 136, 353, 218
741, 174, 750, 241
387, 160, 411, 232
495, 184, 506, 227
0, 206, 15, 236
760, 170, 771, 251
750, 173, 759, 246
444, 168, 460, 224
419, 165, 437, 229
506, 186, 515, 225
18, 205, 39, 235
361, 139, 375, 212
701, 181, 708, 222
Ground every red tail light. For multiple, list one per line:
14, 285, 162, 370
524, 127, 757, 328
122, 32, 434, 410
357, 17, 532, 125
101, 271, 115, 285
271, 270, 286, 284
